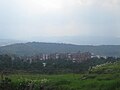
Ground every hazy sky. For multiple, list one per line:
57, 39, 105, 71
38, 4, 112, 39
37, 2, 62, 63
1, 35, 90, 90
0, 0, 120, 45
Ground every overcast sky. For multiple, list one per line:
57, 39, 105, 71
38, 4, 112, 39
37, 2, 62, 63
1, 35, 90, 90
0, 0, 120, 45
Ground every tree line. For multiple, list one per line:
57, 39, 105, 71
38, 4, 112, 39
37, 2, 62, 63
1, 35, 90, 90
0, 54, 119, 74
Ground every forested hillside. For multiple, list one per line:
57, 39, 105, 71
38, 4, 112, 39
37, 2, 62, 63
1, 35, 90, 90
0, 42, 120, 56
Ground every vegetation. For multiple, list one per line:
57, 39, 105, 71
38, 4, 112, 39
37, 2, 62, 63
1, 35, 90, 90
0, 54, 119, 74
0, 61, 120, 90
0, 42, 120, 56
0, 54, 120, 89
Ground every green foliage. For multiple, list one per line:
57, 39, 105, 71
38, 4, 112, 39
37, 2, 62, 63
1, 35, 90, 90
89, 61, 120, 74
0, 54, 120, 90
0, 54, 119, 74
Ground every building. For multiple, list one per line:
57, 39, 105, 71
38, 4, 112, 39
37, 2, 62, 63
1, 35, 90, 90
20, 51, 92, 63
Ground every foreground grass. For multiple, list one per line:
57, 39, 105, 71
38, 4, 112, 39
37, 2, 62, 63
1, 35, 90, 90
0, 73, 118, 90
1, 61, 120, 90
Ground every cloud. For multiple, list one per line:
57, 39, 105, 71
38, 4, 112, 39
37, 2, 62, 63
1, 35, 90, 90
1, 0, 119, 15
0, 0, 120, 44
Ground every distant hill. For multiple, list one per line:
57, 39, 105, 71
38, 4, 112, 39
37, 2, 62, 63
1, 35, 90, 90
0, 42, 120, 56
0, 39, 24, 46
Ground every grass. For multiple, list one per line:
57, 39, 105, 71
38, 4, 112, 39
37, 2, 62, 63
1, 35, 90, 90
1, 73, 119, 90
1, 61, 120, 90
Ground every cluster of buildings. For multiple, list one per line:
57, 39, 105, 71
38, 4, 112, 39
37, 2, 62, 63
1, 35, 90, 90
22, 51, 92, 63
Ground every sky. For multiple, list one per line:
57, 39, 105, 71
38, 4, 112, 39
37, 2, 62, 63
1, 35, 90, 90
0, 0, 120, 45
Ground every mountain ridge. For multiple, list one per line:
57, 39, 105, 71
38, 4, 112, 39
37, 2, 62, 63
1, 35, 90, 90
0, 42, 120, 56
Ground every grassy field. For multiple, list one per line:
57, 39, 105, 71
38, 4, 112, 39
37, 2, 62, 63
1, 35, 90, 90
1, 73, 120, 90
1, 62, 120, 90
